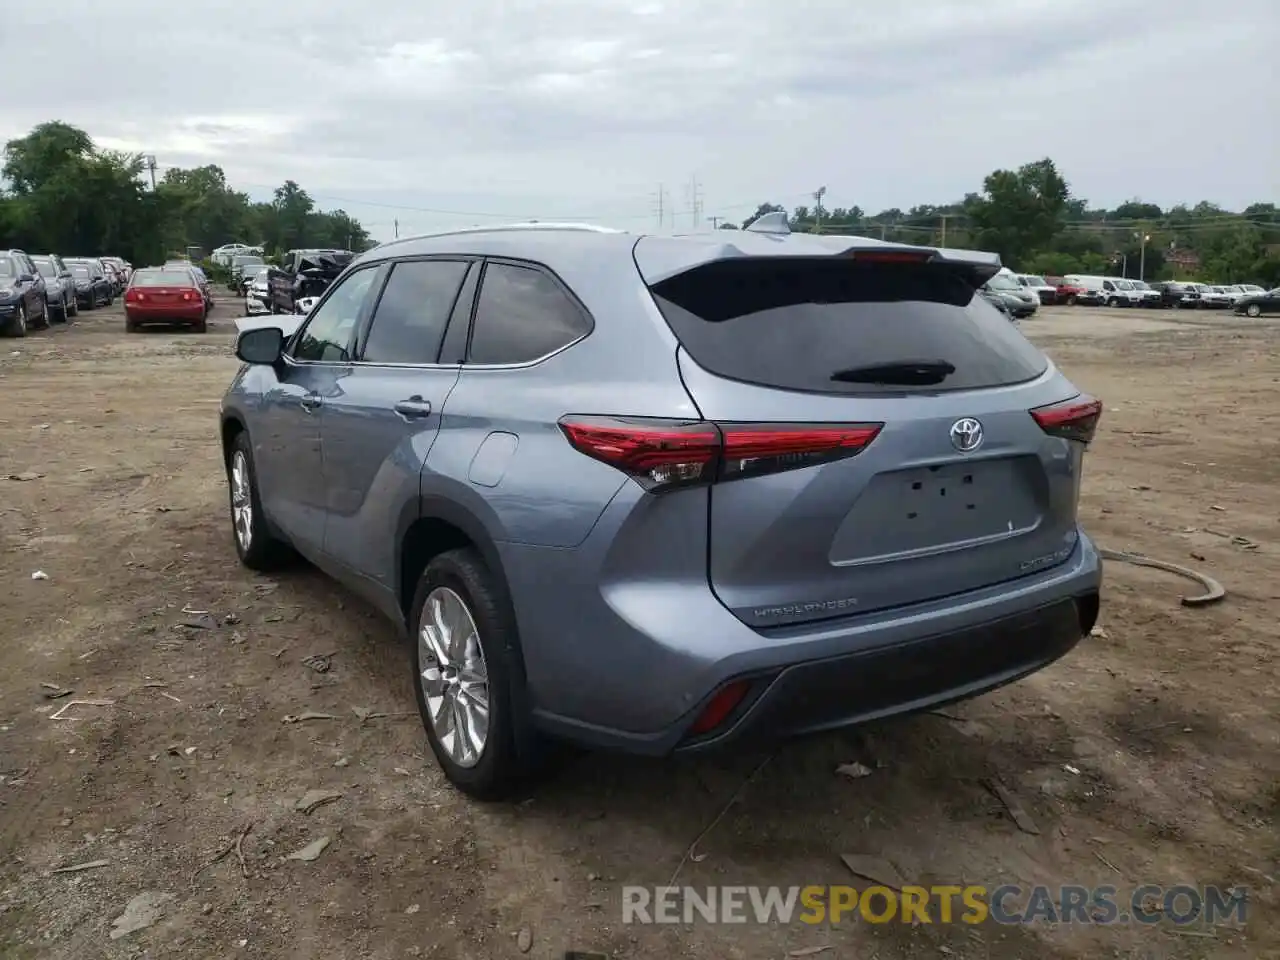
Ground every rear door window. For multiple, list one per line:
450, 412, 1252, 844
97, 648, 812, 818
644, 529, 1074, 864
467, 261, 591, 364
360, 259, 470, 364
648, 258, 1048, 395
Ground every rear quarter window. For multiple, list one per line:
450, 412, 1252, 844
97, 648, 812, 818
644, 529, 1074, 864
648, 258, 1048, 395
467, 261, 591, 365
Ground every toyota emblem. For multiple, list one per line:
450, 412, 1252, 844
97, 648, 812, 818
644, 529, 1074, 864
950, 418, 984, 452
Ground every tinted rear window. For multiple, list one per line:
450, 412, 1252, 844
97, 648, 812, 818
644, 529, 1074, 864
648, 258, 1048, 395
71, 265, 90, 277
33, 259, 57, 277
133, 271, 195, 286
0, 257, 15, 276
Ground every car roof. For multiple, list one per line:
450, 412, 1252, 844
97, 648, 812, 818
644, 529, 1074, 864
355, 221, 1003, 286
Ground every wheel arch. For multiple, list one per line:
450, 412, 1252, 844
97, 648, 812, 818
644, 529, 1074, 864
397, 496, 541, 756
220, 413, 247, 467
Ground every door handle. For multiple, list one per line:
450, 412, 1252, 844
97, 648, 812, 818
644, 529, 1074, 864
300, 392, 322, 412
394, 396, 432, 419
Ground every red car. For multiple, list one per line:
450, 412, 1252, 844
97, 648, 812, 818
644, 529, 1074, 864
1046, 276, 1087, 305
124, 266, 209, 332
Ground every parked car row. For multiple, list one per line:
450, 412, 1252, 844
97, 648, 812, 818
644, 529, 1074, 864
0, 249, 131, 336
1006, 272, 1270, 310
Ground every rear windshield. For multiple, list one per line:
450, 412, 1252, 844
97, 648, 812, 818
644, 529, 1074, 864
133, 270, 195, 286
0, 257, 15, 277
649, 259, 1049, 395
33, 259, 58, 277
70, 264, 90, 277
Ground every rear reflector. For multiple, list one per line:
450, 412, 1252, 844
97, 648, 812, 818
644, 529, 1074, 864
688, 680, 752, 736
1030, 394, 1102, 444
558, 416, 883, 492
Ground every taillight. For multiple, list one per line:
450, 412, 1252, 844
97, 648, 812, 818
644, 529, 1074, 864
181, 291, 193, 301
1030, 394, 1102, 444
720, 423, 883, 481
557, 416, 883, 492
557, 417, 719, 490
126, 289, 142, 301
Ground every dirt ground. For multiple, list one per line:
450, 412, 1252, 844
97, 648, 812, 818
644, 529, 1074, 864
0, 296, 1276, 960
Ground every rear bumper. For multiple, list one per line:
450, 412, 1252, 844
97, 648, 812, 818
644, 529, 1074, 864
508, 513, 1103, 756
126, 303, 205, 322
674, 594, 1092, 754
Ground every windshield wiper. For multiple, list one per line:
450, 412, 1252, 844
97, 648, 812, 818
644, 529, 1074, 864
830, 360, 957, 385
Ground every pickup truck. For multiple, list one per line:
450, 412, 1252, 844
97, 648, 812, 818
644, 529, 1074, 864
265, 249, 354, 314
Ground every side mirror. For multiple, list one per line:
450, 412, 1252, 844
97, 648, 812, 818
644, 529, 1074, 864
236, 327, 284, 365
18, 273, 34, 283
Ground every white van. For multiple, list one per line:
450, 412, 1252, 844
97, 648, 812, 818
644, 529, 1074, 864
1013, 273, 1058, 305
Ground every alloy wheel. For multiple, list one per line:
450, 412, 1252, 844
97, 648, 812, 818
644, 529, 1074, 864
418, 587, 490, 768
230, 451, 253, 551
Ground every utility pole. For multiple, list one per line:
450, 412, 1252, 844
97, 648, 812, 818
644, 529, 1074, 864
142, 154, 157, 190
393, 218, 399, 239
708, 216, 723, 229
652, 184, 668, 229
940, 214, 949, 246
813, 186, 827, 234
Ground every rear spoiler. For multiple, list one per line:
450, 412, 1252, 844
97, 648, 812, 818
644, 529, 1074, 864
634, 227, 1003, 288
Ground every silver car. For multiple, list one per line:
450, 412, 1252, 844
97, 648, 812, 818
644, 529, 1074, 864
219, 219, 1104, 799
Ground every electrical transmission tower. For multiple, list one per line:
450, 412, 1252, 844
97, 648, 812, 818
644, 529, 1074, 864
652, 184, 670, 229
685, 176, 703, 230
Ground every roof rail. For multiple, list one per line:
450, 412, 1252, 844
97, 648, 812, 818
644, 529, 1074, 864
376, 221, 624, 249
743, 211, 790, 235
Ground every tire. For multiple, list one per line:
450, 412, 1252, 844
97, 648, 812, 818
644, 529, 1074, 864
1246, 304, 1262, 318
125, 316, 138, 333
68, 296, 78, 318
410, 548, 539, 801
226, 432, 292, 570
1066, 295, 1077, 306
6, 303, 28, 338
34, 300, 50, 329
1106, 297, 1119, 308
194, 311, 208, 333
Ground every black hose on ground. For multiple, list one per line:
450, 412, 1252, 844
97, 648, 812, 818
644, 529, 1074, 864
1098, 548, 1226, 607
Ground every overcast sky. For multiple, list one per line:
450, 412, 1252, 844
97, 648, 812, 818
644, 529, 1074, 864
5, 0, 1276, 241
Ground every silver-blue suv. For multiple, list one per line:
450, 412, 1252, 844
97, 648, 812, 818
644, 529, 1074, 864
220, 218, 1104, 799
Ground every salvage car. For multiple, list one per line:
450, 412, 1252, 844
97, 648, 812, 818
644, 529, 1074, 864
266, 249, 354, 315
32, 254, 78, 321
0, 250, 51, 335
982, 272, 1039, 318
1233, 287, 1280, 317
124, 266, 210, 332
219, 219, 1103, 799
244, 270, 271, 315
64, 259, 114, 308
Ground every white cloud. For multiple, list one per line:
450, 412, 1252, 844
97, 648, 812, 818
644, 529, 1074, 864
2, 0, 1274, 240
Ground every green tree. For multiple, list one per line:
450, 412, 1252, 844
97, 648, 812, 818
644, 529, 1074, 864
966, 158, 1071, 266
